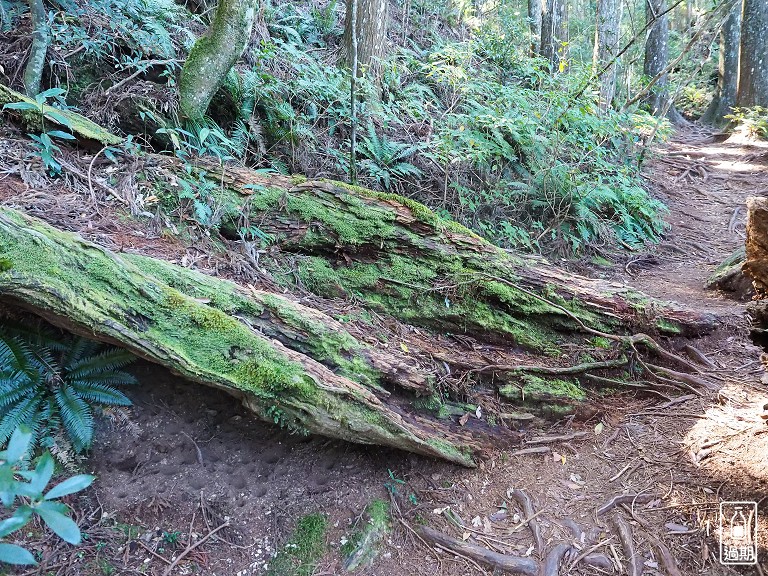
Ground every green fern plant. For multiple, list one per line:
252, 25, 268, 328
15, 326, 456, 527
0, 325, 136, 459
357, 124, 424, 190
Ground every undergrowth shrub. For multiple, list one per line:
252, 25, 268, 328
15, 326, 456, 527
0, 324, 136, 463
726, 107, 768, 139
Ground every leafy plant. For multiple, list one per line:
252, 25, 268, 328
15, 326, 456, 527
726, 106, 768, 139
0, 324, 137, 459
2, 88, 76, 175
357, 124, 424, 190
0, 425, 95, 565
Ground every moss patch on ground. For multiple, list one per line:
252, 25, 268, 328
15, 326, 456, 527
267, 513, 327, 576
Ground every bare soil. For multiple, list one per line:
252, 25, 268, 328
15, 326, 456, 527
4, 128, 768, 575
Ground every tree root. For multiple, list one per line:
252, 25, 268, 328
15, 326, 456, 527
597, 493, 659, 516
418, 525, 539, 575
612, 514, 642, 576
507, 489, 545, 554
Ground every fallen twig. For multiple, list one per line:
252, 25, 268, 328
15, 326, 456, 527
526, 431, 588, 445
162, 522, 229, 576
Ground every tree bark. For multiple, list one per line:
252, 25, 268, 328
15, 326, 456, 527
344, 0, 388, 81
643, 0, 677, 118
592, 0, 622, 110
23, 0, 49, 96
702, 2, 741, 125
540, 0, 568, 71
528, 0, 543, 56
178, 0, 256, 121
737, 0, 768, 107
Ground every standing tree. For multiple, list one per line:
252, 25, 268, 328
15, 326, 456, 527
540, 0, 568, 71
642, 0, 684, 121
178, 0, 257, 121
23, 0, 49, 96
528, 0, 543, 56
592, 0, 622, 110
344, 0, 388, 82
737, 0, 768, 107
702, 1, 741, 124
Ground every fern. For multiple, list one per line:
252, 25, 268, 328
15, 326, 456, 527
0, 324, 137, 461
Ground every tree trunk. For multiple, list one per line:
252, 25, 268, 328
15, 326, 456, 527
0, 153, 721, 466
528, 0, 543, 56
643, 0, 671, 115
737, 0, 768, 107
344, 0, 388, 81
178, 0, 256, 121
592, 0, 622, 110
702, 2, 741, 125
22, 0, 50, 96
540, 0, 568, 71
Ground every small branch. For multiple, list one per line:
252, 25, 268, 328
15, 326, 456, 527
162, 522, 229, 576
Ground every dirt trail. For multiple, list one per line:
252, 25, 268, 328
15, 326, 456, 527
7, 130, 768, 575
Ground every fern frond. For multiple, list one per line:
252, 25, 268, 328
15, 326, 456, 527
65, 347, 136, 378
0, 394, 42, 445
69, 381, 132, 406
54, 385, 93, 453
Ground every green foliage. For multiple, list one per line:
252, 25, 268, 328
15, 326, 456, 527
0, 426, 95, 566
266, 513, 327, 576
726, 107, 768, 139
0, 324, 136, 459
356, 123, 424, 191
2, 88, 76, 175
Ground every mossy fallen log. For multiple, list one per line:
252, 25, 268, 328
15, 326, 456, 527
0, 207, 474, 465
0, 82, 122, 145
192, 161, 718, 351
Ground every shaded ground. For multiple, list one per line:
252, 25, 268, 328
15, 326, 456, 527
3, 128, 768, 575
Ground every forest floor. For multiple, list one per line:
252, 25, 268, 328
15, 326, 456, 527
4, 127, 768, 575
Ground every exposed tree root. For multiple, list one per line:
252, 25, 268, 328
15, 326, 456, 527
417, 526, 539, 575
507, 489, 545, 554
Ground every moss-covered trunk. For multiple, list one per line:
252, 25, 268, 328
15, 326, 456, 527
0, 207, 475, 465
179, 0, 257, 120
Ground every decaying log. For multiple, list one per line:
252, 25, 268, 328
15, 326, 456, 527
0, 82, 122, 145
0, 207, 475, 466
705, 246, 752, 299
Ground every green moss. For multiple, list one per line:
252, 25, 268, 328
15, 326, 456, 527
0, 257, 12, 272
655, 318, 682, 335
591, 336, 612, 349
499, 375, 586, 402
342, 500, 391, 571
267, 514, 327, 576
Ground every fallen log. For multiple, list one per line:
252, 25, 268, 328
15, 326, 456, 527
0, 207, 475, 465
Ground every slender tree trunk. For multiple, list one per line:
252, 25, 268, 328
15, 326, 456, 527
344, 0, 388, 82
702, 1, 741, 125
643, 0, 682, 121
737, 0, 768, 107
23, 0, 49, 96
528, 0, 543, 56
540, 0, 568, 71
178, 0, 256, 121
592, 0, 622, 111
